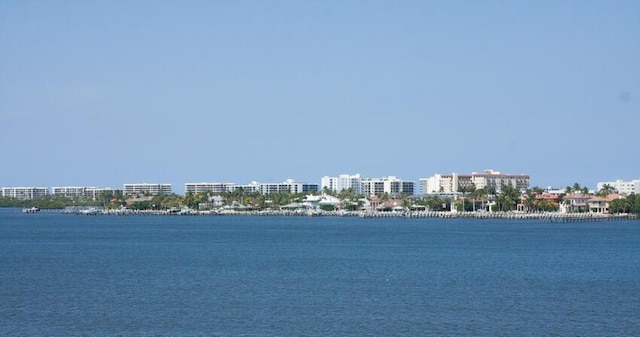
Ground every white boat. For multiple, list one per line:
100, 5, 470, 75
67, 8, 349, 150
79, 207, 101, 215
22, 207, 39, 213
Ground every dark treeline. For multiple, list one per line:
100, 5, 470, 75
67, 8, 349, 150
608, 194, 640, 214
0, 196, 102, 209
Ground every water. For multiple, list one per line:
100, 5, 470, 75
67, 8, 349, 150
1, 209, 638, 336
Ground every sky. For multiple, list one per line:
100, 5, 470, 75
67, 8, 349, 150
1, 0, 639, 194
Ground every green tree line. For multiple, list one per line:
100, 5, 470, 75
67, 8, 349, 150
609, 194, 640, 214
3, 187, 640, 215
0, 196, 102, 209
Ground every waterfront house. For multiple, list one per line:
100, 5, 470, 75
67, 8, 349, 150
302, 194, 341, 209
125, 195, 154, 207
519, 193, 559, 212
198, 195, 224, 210
563, 194, 591, 213
376, 198, 405, 212
588, 194, 625, 214
365, 196, 382, 211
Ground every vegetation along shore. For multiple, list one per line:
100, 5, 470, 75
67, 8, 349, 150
4, 183, 640, 221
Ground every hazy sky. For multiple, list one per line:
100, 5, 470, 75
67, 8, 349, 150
1, 1, 639, 193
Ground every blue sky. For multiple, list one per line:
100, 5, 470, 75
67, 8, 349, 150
1, 0, 638, 193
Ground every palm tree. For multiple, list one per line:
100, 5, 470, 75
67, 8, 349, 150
572, 183, 582, 193
338, 188, 357, 201
98, 190, 114, 208
608, 198, 629, 214
161, 194, 181, 209
402, 198, 413, 210
498, 185, 520, 212
523, 189, 537, 212
457, 183, 475, 212
628, 194, 640, 215
598, 184, 617, 197
468, 188, 481, 212
474, 186, 495, 211
270, 192, 293, 208
322, 186, 336, 196
425, 196, 444, 211
183, 192, 196, 209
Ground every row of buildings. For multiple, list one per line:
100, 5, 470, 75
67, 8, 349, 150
3, 171, 639, 200
0, 184, 171, 200
0, 180, 319, 200
185, 179, 318, 195
320, 175, 415, 196
0, 175, 423, 200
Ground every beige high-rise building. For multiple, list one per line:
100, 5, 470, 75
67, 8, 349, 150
420, 169, 530, 195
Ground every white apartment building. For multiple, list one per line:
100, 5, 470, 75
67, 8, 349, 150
1, 187, 49, 200
52, 186, 87, 198
52, 186, 96, 199
419, 175, 456, 197
420, 175, 445, 195
420, 169, 530, 195
185, 180, 318, 195
52, 186, 121, 200
596, 179, 640, 195
185, 183, 237, 194
123, 183, 173, 195
321, 174, 363, 194
361, 176, 414, 197
229, 181, 261, 194
543, 187, 568, 196
85, 187, 121, 200
257, 179, 318, 194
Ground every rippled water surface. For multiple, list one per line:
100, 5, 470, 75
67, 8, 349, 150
1, 209, 639, 336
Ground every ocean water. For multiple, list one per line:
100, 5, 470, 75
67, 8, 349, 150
0, 209, 638, 336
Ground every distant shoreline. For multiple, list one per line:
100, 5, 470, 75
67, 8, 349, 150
13, 207, 640, 222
